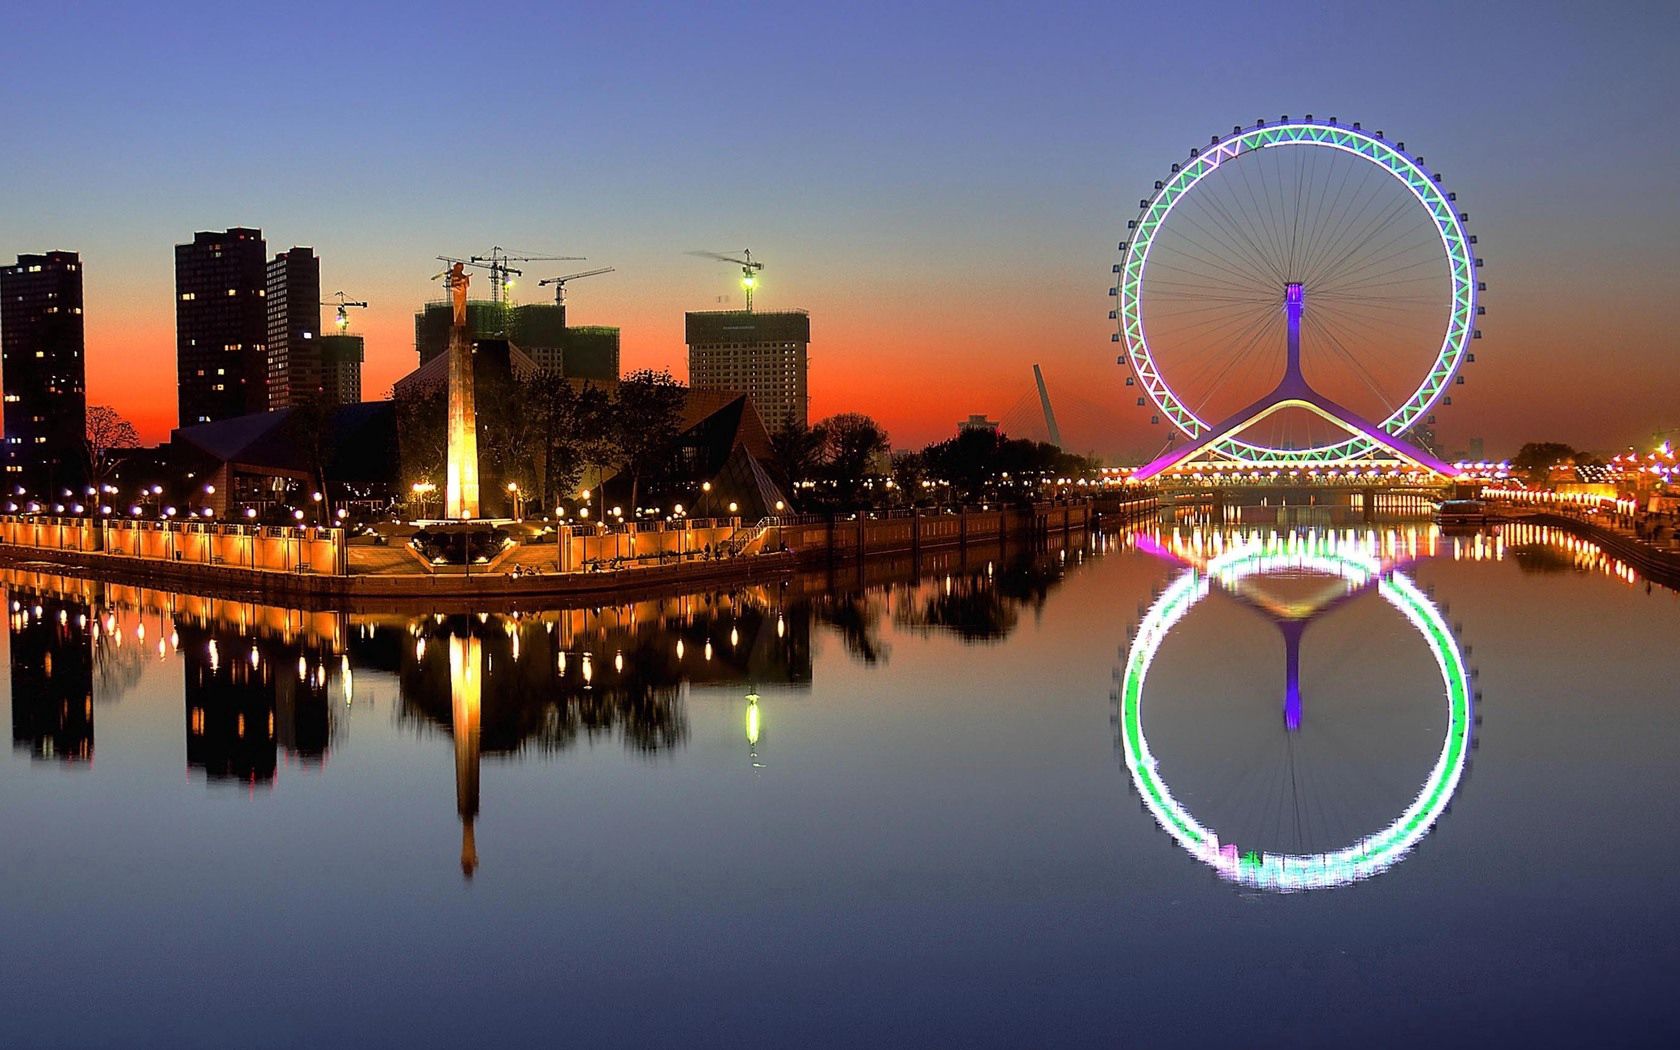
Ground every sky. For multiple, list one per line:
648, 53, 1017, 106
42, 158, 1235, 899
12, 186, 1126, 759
1, 0, 1676, 459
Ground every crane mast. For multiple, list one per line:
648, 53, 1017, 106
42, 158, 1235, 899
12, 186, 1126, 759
691, 249, 765, 312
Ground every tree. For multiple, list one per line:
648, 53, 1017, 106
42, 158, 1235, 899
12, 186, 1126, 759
527, 371, 613, 509
889, 450, 926, 506
84, 405, 139, 496
611, 369, 686, 513
768, 420, 829, 491
1511, 442, 1578, 485
818, 412, 889, 507
287, 395, 335, 519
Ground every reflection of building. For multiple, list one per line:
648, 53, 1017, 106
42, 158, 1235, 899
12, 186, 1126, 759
1, 251, 87, 493
180, 626, 335, 783
264, 246, 321, 410
8, 595, 93, 763
176, 228, 269, 426
686, 310, 810, 431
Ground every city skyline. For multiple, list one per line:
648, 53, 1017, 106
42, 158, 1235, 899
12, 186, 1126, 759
2, 2, 1677, 457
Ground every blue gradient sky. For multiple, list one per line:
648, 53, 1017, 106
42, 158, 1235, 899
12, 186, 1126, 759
1, 0, 1675, 455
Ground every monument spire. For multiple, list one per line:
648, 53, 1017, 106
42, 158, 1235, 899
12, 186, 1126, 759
443, 262, 481, 520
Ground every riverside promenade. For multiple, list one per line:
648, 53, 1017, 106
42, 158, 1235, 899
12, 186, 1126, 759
0, 499, 1131, 611
1484, 497, 1680, 588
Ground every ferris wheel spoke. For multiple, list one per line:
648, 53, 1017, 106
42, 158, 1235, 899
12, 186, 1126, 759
1312, 224, 1441, 293
1319, 227, 1439, 290
1189, 175, 1293, 287
1190, 196, 1284, 289
1297, 166, 1398, 289
1143, 252, 1278, 300
1252, 147, 1294, 279
1287, 146, 1315, 277
1182, 308, 1284, 419
1305, 311, 1402, 416
1202, 161, 1294, 287
1296, 144, 1363, 285
1159, 210, 1289, 292
1248, 149, 1298, 282
1316, 255, 1447, 298
1303, 194, 1416, 293
1231, 153, 1292, 282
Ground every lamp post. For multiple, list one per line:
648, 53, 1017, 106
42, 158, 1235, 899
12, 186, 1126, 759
412, 481, 437, 521
245, 507, 257, 570
507, 481, 522, 521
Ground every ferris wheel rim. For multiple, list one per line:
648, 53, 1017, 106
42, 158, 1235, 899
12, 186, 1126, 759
1115, 119, 1479, 458
1116, 539, 1474, 891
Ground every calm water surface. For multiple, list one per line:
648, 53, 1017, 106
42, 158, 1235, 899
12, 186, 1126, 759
3, 523, 1678, 1048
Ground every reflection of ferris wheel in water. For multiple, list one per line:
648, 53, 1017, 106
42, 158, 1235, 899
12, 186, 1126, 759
1115, 533, 1476, 891
1113, 118, 1485, 478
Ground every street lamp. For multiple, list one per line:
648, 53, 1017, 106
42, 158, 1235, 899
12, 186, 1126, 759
507, 481, 521, 520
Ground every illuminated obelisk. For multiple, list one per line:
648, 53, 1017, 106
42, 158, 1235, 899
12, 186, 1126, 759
442, 262, 481, 520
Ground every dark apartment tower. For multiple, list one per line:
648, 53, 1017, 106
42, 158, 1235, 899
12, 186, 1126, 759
316, 334, 364, 405
0, 252, 88, 495
264, 247, 322, 409
175, 228, 268, 427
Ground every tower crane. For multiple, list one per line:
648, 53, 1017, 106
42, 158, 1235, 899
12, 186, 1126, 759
537, 267, 615, 306
690, 249, 765, 312
321, 291, 368, 332
467, 247, 584, 313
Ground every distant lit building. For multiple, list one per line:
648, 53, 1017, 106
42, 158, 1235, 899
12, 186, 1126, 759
1, 251, 87, 493
413, 300, 619, 381
959, 414, 999, 435
264, 246, 321, 409
685, 310, 809, 432
176, 228, 268, 426
317, 334, 364, 404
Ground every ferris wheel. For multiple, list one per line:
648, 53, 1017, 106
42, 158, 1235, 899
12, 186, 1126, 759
1112, 117, 1484, 476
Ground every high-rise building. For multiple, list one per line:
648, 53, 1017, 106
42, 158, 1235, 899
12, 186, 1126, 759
264, 246, 321, 410
1, 251, 88, 493
414, 300, 619, 381
317, 334, 364, 405
175, 228, 267, 426
685, 310, 809, 432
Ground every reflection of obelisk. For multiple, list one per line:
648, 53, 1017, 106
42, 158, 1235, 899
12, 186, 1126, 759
443, 263, 480, 521
450, 633, 482, 878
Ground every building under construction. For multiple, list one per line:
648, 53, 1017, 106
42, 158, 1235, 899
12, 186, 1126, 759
685, 309, 809, 432
414, 300, 618, 381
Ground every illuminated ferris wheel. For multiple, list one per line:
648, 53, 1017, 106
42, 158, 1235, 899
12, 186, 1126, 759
1112, 117, 1484, 478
